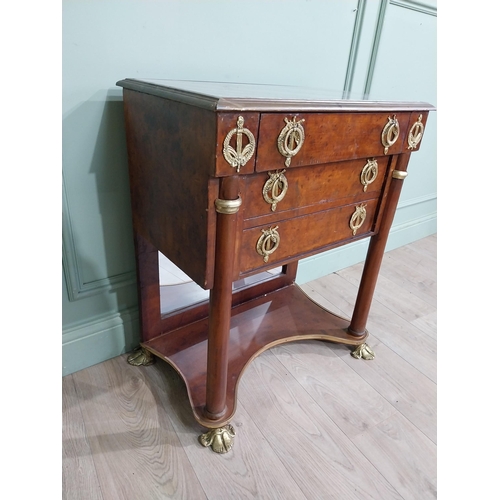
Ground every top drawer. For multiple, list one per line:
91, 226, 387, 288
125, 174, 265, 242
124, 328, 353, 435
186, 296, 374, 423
255, 112, 412, 172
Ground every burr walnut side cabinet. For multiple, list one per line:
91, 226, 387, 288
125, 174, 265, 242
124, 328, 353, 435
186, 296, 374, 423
116, 78, 434, 454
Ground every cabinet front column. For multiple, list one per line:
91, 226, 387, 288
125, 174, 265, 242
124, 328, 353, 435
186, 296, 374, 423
348, 153, 411, 336
204, 176, 241, 420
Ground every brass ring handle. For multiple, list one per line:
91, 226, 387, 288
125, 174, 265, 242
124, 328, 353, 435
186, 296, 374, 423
256, 226, 280, 263
222, 116, 256, 172
360, 159, 378, 192
349, 204, 367, 236
263, 170, 288, 211
381, 115, 400, 154
277, 116, 305, 167
408, 114, 424, 150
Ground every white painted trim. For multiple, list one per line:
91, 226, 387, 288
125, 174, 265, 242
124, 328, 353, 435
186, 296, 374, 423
390, 0, 437, 16
363, 0, 436, 94
62, 308, 139, 376
62, 172, 136, 301
363, 0, 388, 95
398, 192, 436, 209
344, 0, 367, 93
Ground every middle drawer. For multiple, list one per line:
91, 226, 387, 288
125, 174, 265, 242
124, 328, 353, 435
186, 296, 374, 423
241, 156, 390, 223
238, 197, 380, 275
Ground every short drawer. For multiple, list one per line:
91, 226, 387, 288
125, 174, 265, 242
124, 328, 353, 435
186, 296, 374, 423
238, 198, 380, 275
242, 156, 390, 221
215, 112, 260, 177
255, 112, 412, 172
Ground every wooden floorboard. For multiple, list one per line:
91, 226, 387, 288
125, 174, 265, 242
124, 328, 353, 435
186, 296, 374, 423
238, 352, 404, 500
62, 376, 104, 500
147, 360, 308, 500
62, 235, 437, 499
70, 357, 208, 499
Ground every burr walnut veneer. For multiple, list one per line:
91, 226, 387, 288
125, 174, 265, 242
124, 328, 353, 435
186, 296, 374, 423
117, 78, 433, 451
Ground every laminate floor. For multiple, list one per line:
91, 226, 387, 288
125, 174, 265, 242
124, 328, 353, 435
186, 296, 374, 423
63, 234, 437, 500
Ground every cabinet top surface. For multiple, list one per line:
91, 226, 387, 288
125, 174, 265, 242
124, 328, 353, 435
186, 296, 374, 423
116, 78, 435, 113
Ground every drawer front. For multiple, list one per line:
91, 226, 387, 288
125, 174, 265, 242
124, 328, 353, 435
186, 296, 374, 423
242, 156, 390, 221
255, 112, 412, 172
238, 198, 380, 274
406, 111, 429, 153
215, 112, 260, 177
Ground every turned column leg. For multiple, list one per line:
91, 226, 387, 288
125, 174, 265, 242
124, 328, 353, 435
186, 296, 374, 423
204, 176, 241, 421
127, 232, 161, 366
348, 154, 411, 351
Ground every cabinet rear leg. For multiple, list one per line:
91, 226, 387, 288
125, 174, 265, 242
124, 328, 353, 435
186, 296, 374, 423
127, 232, 162, 366
127, 347, 155, 366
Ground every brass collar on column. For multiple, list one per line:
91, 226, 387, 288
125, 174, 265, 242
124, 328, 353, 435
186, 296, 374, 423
392, 170, 408, 180
214, 196, 242, 214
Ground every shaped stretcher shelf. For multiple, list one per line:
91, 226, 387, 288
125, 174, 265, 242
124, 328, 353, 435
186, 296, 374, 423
141, 283, 368, 428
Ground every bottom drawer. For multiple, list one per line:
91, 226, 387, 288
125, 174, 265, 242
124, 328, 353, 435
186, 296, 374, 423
238, 198, 380, 274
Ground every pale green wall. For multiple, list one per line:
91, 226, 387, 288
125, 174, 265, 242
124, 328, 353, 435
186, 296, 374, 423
62, 0, 437, 376
296, 0, 437, 281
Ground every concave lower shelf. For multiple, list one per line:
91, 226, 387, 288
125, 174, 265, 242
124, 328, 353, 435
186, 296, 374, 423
142, 283, 367, 428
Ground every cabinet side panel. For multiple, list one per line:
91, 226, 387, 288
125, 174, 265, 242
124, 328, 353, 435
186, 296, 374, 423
123, 90, 216, 289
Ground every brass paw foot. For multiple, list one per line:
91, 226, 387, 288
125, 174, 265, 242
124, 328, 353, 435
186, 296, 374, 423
127, 347, 155, 366
199, 424, 235, 454
351, 343, 375, 360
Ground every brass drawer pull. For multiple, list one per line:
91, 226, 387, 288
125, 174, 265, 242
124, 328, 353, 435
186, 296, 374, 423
263, 170, 288, 211
408, 114, 424, 150
349, 204, 367, 236
360, 159, 378, 192
277, 116, 305, 167
222, 116, 256, 172
256, 226, 280, 263
381, 115, 400, 154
